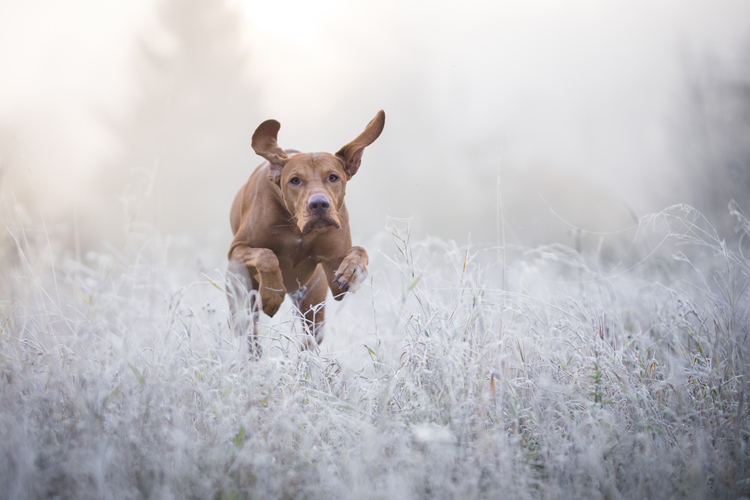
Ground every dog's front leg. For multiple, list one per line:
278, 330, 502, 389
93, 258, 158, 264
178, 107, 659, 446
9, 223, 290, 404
228, 246, 287, 316
327, 246, 368, 298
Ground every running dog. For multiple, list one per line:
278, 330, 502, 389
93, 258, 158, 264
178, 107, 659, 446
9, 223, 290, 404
226, 111, 385, 354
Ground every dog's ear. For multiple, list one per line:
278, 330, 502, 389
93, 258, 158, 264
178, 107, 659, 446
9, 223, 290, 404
252, 119, 289, 182
335, 110, 385, 179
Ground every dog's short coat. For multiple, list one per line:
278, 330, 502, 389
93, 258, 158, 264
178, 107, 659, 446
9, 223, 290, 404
226, 111, 385, 354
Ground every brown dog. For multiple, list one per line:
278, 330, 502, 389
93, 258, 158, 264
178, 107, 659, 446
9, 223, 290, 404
226, 110, 385, 354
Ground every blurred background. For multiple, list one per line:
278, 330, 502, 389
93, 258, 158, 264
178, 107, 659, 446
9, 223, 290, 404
1, 0, 749, 256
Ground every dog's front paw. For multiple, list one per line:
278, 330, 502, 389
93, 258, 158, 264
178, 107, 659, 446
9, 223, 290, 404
259, 284, 286, 316
333, 247, 368, 293
239, 248, 287, 316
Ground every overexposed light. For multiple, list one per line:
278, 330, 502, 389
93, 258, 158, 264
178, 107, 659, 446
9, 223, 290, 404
237, 0, 339, 45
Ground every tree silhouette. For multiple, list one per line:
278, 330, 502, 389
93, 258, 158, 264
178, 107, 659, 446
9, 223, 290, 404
86, 0, 259, 248
676, 49, 750, 239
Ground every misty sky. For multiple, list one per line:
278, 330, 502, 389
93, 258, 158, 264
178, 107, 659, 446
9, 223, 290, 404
1, 0, 749, 249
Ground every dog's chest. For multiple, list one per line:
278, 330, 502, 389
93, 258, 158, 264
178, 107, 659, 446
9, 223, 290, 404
275, 235, 318, 269
269, 236, 320, 292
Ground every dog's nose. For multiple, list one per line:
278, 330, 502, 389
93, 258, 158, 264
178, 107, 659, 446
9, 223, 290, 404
308, 194, 330, 213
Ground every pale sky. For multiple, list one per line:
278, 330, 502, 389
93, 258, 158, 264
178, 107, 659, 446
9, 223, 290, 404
1, 0, 749, 246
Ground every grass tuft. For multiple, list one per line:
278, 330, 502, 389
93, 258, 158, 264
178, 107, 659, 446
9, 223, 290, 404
0, 204, 748, 498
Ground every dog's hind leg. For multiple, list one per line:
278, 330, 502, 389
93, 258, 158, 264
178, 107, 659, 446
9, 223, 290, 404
294, 264, 329, 350
226, 250, 278, 358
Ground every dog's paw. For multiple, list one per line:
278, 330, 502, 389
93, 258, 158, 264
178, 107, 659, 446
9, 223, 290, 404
259, 284, 286, 316
298, 333, 321, 352
247, 338, 263, 359
333, 248, 368, 293
241, 248, 286, 316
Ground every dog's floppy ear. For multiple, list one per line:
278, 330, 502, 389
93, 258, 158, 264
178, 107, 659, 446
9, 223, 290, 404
335, 110, 385, 179
252, 119, 289, 182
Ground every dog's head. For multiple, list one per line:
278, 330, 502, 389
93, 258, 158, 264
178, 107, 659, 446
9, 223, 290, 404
251, 111, 385, 234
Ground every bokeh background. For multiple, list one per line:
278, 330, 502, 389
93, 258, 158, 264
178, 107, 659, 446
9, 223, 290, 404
1, 0, 749, 255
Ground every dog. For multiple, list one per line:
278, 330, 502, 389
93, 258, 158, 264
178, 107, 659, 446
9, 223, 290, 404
226, 110, 385, 354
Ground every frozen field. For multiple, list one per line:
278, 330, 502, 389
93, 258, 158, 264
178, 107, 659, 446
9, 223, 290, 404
1, 204, 748, 499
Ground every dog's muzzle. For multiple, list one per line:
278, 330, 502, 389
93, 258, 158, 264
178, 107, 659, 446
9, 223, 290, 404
300, 194, 341, 233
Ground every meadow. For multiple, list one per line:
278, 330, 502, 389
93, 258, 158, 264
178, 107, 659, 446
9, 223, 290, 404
0, 203, 748, 499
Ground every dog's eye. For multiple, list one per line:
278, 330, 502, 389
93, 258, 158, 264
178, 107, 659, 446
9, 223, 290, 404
328, 174, 339, 182
289, 177, 301, 185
